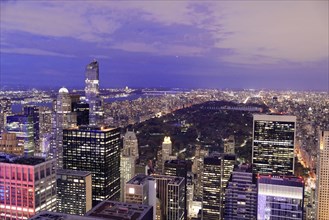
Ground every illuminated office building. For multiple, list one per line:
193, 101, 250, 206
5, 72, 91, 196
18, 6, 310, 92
63, 126, 121, 206
38, 106, 52, 153
202, 153, 235, 220
316, 130, 329, 220
120, 130, 139, 201
125, 174, 156, 220
56, 169, 92, 215
0, 156, 57, 220
252, 114, 296, 175
6, 114, 35, 155
0, 133, 23, 155
257, 175, 304, 220
224, 165, 257, 220
85, 60, 103, 126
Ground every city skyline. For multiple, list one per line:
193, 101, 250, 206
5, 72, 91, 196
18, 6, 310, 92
1, 1, 328, 91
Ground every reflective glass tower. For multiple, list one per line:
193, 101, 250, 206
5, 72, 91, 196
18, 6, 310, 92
85, 60, 103, 126
252, 114, 296, 175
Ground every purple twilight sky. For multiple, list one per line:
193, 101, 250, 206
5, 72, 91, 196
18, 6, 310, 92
0, 1, 328, 90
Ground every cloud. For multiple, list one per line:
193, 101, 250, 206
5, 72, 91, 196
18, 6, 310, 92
1, 47, 75, 58
1, 1, 328, 65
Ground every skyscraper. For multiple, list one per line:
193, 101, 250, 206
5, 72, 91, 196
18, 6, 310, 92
159, 136, 177, 173
202, 152, 235, 220
257, 175, 304, 220
85, 60, 103, 126
52, 87, 76, 168
192, 145, 208, 201
0, 98, 12, 133
0, 156, 57, 220
224, 165, 257, 220
316, 130, 329, 220
23, 105, 40, 152
252, 114, 296, 175
63, 125, 121, 206
57, 169, 92, 215
121, 130, 139, 201
164, 159, 192, 220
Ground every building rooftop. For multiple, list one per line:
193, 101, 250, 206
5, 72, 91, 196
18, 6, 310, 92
127, 174, 154, 185
57, 169, 91, 177
65, 125, 117, 132
168, 177, 184, 185
0, 155, 48, 166
28, 211, 95, 220
85, 200, 152, 220
258, 175, 304, 187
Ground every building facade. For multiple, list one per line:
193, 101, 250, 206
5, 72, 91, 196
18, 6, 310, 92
6, 114, 35, 155
0, 156, 57, 220
202, 153, 235, 220
0, 133, 23, 155
56, 169, 92, 215
120, 130, 139, 201
257, 175, 304, 220
316, 130, 329, 220
252, 114, 296, 175
63, 126, 121, 206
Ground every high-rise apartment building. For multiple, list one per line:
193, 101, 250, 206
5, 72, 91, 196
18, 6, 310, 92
63, 125, 121, 206
85, 60, 103, 126
202, 152, 235, 220
125, 174, 156, 220
316, 130, 329, 220
121, 130, 139, 201
252, 114, 296, 175
257, 175, 304, 220
6, 114, 35, 155
0, 156, 57, 220
56, 169, 92, 215
0, 133, 23, 155
224, 165, 257, 220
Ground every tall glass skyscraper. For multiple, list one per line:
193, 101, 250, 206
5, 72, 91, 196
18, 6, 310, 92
252, 114, 296, 175
62, 125, 121, 206
85, 60, 103, 126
